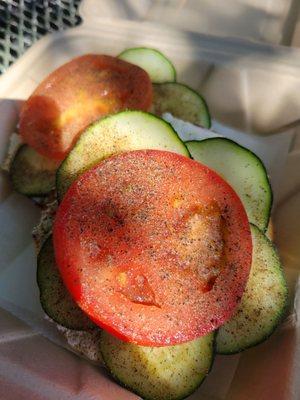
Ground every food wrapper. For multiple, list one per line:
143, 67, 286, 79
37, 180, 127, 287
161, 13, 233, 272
0, 5, 300, 398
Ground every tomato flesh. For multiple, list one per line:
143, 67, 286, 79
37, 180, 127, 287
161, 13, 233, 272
53, 150, 252, 346
20, 55, 152, 160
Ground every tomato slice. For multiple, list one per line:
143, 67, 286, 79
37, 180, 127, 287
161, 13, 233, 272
53, 150, 252, 346
19, 55, 152, 160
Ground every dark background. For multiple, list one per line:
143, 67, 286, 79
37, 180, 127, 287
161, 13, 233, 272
0, 0, 82, 74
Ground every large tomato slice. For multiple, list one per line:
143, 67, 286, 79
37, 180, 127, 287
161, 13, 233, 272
19, 55, 152, 160
53, 150, 252, 346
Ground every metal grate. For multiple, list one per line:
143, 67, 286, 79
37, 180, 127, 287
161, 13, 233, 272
0, 0, 82, 74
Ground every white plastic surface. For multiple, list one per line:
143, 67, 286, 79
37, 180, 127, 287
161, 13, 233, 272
0, 4, 300, 400
79, 0, 299, 45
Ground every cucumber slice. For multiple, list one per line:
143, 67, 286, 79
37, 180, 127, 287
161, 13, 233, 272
118, 47, 176, 83
186, 138, 272, 231
152, 83, 211, 129
216, 224, 288, 354
101, 331, 214, 400
10, 145, 59, 196
56, 111, 189, 200
37, 236, 95, 330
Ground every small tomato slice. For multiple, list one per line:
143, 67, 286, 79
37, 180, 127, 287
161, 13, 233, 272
53, 150, 252, 346
19, 55, 152, 160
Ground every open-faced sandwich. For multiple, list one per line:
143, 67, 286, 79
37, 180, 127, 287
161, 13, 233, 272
4, 47, 288, 400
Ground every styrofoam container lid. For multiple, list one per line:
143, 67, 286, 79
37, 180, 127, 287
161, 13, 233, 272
0, 3, 300, 400
79, 0, 299, 45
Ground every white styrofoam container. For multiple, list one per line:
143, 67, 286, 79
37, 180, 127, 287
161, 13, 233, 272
79, 0, 300, 46
0, 3, 300, 400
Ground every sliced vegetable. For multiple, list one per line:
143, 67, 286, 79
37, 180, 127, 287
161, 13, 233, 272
216, 224, 288, 354
186, 138, 272, 231
101, 330, 214, 400
37, 236, 95, 330
56, 111, 189, 200
152, 82, 211, 128
10, 145, 59, 196
20, 54, 152, 160
118, 47, 176, 83
53, 150, 252, 346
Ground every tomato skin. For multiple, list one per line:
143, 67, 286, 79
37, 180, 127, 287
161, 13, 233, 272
53, 150, 252, 346
19, 55, 153, 160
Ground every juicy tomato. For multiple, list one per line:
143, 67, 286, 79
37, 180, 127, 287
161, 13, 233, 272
53, 150, 252, 346
19, 55, 153, 160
